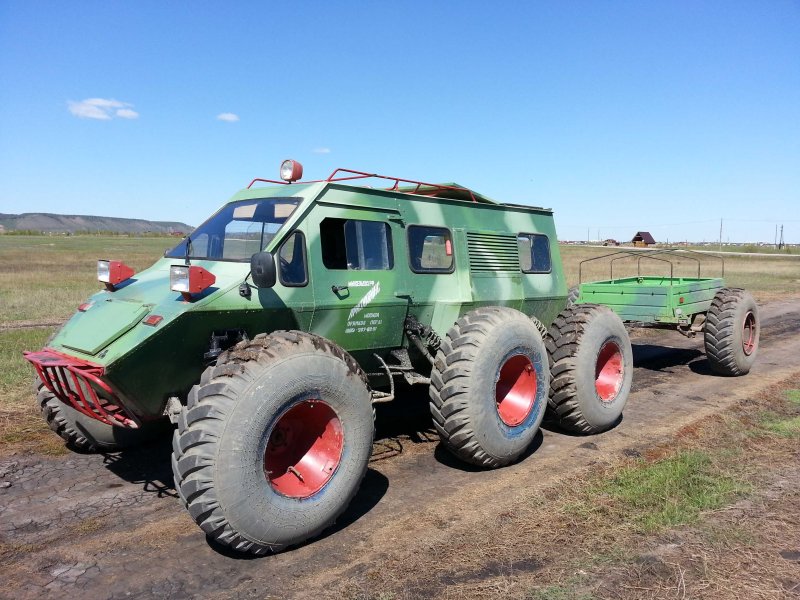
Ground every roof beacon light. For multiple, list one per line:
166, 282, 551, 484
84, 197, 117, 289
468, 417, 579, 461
97, 260, 135, 291
170, 265, 216, 301
280, 159, 303, 183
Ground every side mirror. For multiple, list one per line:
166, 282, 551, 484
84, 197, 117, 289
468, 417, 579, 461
250, 252, 276, 289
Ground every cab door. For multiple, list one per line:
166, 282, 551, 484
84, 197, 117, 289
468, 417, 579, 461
307, 202, 409, 351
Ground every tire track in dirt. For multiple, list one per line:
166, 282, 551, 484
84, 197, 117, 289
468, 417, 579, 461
1, 299, 799, 599
0, 320, 66, 332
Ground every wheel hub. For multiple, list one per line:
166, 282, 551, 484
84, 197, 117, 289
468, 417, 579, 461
595, 341, 624, 402
742, 311, 756, 356
264, 400, 343, 498
495, 354, 537, 426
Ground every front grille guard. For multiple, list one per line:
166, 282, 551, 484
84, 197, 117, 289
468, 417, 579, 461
23, 349, 139, 429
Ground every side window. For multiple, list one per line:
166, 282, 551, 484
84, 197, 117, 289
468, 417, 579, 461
518, 233, 551, 273
408, 226, 454, 273
320, 218, 394, 270
278, 231, 308, 286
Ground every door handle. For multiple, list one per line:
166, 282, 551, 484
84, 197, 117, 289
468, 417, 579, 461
331, 284, 349, 294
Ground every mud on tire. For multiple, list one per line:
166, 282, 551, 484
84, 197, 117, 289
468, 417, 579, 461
429, 307, 549, 469
704, 288, 759, 376
172, 331, 374, 555
546, 304, 633, 434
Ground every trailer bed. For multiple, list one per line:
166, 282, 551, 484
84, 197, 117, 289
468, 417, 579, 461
576, 276, 724, 324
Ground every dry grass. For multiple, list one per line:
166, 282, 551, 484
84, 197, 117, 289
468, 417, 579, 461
338, 373, 800, 600
0, 236, 176, 454
1, 236, 796, 327
0, 326, 69, 455
0, 235, 176, 324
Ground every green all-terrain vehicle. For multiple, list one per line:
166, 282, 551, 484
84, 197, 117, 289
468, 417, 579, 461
24, 161, 759, 554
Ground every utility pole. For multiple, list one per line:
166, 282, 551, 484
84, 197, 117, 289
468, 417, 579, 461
775, 224, 779, 248
719, 218, 723, 252
779, 225, 785, 250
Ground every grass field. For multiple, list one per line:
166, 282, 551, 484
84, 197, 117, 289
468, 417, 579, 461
1, 235, 797, 326
0, 235, 180, 451
0, 235, 178, 324
0, 235, 798, 452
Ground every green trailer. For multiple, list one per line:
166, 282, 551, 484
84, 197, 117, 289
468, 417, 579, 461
576, 275, 724, 326
570, 248, 759, 373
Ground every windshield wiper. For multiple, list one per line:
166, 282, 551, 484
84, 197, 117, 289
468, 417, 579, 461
184, 236, 193, 266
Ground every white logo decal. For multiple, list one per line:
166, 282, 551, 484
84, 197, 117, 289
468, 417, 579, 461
348, 281, 381, 320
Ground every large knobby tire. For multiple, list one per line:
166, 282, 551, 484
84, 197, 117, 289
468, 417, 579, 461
546, 304, 633, 434
704, 288, 759, 376
172, 331, 374, 555
429, 307, 549, 469
37, 383, 164, 452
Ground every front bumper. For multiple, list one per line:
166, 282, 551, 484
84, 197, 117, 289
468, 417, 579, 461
24, 349, 139, 429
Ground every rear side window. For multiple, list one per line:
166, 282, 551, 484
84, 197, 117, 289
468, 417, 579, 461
408, 226, 454, 273
320, 218, 394, 270
518, 233, 551, 273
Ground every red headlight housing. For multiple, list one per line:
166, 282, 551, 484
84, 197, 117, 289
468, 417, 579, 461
280, 159, 303, 182
97, 260, 135, 291
170, 265, 216, 301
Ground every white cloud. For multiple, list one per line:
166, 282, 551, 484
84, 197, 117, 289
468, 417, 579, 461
217, 112, 240, 122
313, 147, 331, 154
68, 98, 139, 120
115, 108, 139, 119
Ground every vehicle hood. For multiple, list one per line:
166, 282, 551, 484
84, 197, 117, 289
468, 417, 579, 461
49, 258, 247, 362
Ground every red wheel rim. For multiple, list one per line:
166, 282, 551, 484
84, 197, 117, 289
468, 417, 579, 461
595, 341, 624, 402
264, 400, 343, 498
495, 355, 537, 426
742, 311, 756, 356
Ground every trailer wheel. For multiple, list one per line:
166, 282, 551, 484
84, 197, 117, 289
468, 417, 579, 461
172, 331, 374, 555
704, 288, 759, 376
38, 383, 164, 452
546, 304, 633, 433
429, 307, 548, 468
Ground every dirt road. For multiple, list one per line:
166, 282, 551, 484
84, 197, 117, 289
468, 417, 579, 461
2, 299, 799, 599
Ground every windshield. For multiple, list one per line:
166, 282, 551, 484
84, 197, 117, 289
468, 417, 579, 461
165, 198, 301, 262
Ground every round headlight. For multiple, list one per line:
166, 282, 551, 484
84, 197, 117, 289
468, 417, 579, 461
280, 159, 303, 182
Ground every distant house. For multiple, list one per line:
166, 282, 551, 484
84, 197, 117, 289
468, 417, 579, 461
632, 231, 656, 247
602, 238, 620, 247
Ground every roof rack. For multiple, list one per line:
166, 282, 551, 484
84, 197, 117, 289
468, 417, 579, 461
247, 168, 478, 202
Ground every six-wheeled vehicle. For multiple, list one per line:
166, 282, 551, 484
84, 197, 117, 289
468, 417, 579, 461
24, 161, 759, 554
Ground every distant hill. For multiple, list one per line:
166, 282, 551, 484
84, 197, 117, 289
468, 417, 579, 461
0, 213, 193, 235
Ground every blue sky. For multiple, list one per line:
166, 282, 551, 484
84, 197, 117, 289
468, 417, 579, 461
1, 1, 798, 243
